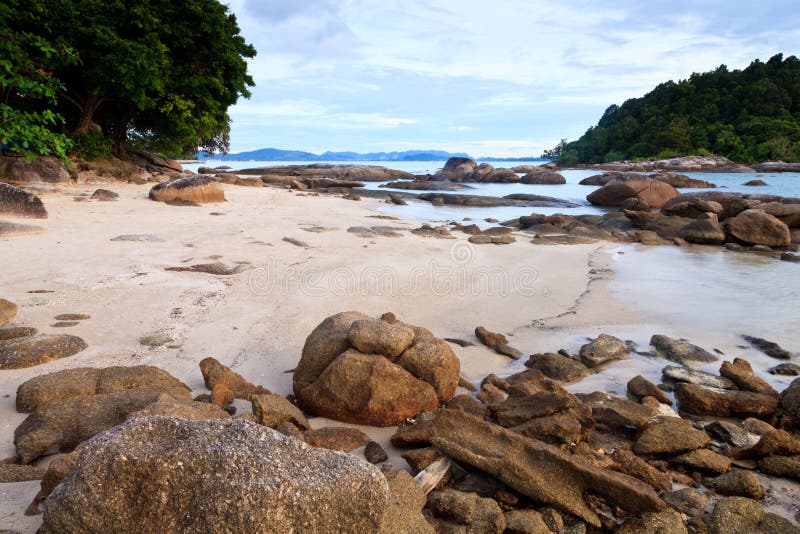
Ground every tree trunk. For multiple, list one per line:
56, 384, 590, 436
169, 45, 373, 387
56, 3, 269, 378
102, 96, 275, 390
71, 95, 105, 135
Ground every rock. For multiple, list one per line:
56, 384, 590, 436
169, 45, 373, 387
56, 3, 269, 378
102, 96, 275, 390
397, 337, 462, 401
149, 175, 224, 204
504, 509, 550, 534
130, 150, 183, 173
662, 487, 709, 517
40, 417, 388, 533
110, 234, 164, 242
634, 417, 710, 456
364, 441, 388, 464
427, 489, 506, 533
139, 333, 172, 347
652, 171, 716, 189
704, 496, 800, 534
197, 167, 216, 174
0, 219, 44, 237
0, 155, 70, 183
0, 326, 36, 340
757, 455, 800, 479
670, 448, 731, 473
756, 202, 800, 228
782, 378, 800, 423
710, 470, 765, 499
704, 421, 761, 449
199, 357, 270, 407
381, 471, 434, 533
167, 261, 251, 275
25, 450, 80, 515
90, 189, 118, 201
579, 334, 630, 368
679, 218, 726, 244
621, 197, 652, 211
628, 375, 671, 404
127, 393, 230, 421
662, 365, 736, 389
468, 234, 515, 245
663, 198, 725, 219
587, 177, 679, 209
14, 387, 191, 463
436, 157, 478, 181
525, 353, 592, 382
616, 509, 687, 534
0, 334, 87, 370
0, 298, 17, 327
520, 171, 566, 184
349, 318, 415, 359
577, 391, 658, 431
388, 192, 407, 205
743, 180, 768, 186
782, 252, 800, 262
382, 179, 467, 191
768, 363, 800, 375
651, 335, 717, 364
16, 365, 189, 413
0, 182, 48, 218
674, 383, 779, 418
304, 426, 371, 452
430, 409, 666, 527
609, 449, 672, 493
0, 462, 46, 482
724, 209, 791, 247
251, 393, 309, 430
733, 427, 800, 459
474, 326, 522, 356
401, 446, 440, 473
743, 335, 794, 360
719, 358, 777, 396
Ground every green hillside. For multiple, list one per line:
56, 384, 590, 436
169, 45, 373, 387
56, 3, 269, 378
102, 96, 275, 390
554, 54, 800, 164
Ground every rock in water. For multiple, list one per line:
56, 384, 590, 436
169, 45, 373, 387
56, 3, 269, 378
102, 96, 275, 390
586, 177, 679, 209
0, 334, 88, 370
678, 218, 726, 244
704, 497, 800, 534
294, 312, 459, 426
40, 417, 389, 533
724, 209, 791, 247
149, 175, 224, 204
743, 335, 794, 360
578, 334, 630, 368
651, 335, 717, 364
0, 183, 48, 218
429, 409, 665, 528
0, 298, 18, 327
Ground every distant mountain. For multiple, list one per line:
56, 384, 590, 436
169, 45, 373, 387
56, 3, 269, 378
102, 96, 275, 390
198, 148, 543, 162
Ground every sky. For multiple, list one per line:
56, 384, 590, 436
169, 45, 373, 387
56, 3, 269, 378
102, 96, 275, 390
223, 0, 800, 157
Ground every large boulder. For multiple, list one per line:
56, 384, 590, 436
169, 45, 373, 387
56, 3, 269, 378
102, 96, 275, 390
781, 378, 800, 424
429, 409, 665, 528
662, 198, 725, 219
520, 171, 566, 184
651, 171, 716, 189
0, 156, 70, 183
436, 157, 477, 181
678, 217, 726, 244
651, 335, 717, 364
579, 334, 629, 368
149, 175, 224, 204
0, 334, 88, 370
587, 177, 679, 209
294, 312, 460, 426
674, 383, 779, 419
0, 298, 17, 327
724, 209, 791, 247
40, 417, 389, 533
130, 150, 183, 173
756, 202, 800, 228
634, 417, 710, 456
0, 182, 48, 218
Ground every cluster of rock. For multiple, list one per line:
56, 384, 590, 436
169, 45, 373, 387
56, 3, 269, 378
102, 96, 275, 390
575, 155, 756, 173
433, 157, 566, 184
230, 163, 415, 182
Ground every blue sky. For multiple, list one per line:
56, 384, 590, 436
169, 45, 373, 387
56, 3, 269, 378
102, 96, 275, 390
224, 0, 800, 157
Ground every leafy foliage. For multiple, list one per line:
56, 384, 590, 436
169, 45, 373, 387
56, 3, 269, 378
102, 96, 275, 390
5, 0, 255, 157
0, 4, 74, 161
556, 54, 800, 164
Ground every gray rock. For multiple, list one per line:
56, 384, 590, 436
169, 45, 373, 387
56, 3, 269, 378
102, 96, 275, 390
662, 365, 736, 389
651, 335, 717, 364
579, 334, 630, 368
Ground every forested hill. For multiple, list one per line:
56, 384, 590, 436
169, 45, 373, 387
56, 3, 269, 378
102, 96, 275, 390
556, 54, 800, 164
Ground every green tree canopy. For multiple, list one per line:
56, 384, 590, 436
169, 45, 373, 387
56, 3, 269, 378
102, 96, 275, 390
554, 54, 800, 164
5, 0, 255, 157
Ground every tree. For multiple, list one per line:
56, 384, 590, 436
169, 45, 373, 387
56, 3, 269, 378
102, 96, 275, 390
0, 4, 74, 161
5, 0, 255, 157
541, 138, 569, 159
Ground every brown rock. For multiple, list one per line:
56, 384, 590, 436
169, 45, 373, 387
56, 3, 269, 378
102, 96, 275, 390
704, 496, 799, 534
504, 509, 550, 534
26, 450, 80, 515
251, 393, 309, 430
349, 318, 415, 359
616, 509, 687, 534
0, 298, 17, 327
391, 413, 436, 447
149, 175, 224, 204
670, 448, 731, 474
724, 209, 791, 247
126, 394, 230, 421
521, 171, 566, 185
0, 326, 37, 341
579, 334, 630, 368
0, 462, 46, 482
663, 198, 725, 219
525, 352, 592, 382
380, 471, 434, 533
401, 447, 440, 474
679, 218, 726, 244
720, 358, 777, 396
757, 455, 800, 479
427, 489, 506, 533
475, 326, 508, 348
709, 470, 765, 500
662, 487, 709, 517
396, 337, 460, 401
651, 335, 717, 364
445, 394, 488, 419
199, 357, 270, 407
304, 426, 371, 452
634, 417, 710, 456
430, 409, 665, 527
628, 375, 671, 404
577, 391, 658, 431
674, 383, 779, 419
365, 441, 389, 464
610, 449, 672, 493
587, 177, 679, 209
780, 377, 800, 423
0, 155, 70, 183
40, 417, 389, 533
0, 334, 88, 369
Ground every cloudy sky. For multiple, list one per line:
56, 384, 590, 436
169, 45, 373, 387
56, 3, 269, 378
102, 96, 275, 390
223, 0, 800, 157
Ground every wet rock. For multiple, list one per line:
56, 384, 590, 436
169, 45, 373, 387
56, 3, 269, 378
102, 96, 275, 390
609, 449, 672, 493
0, 182, 48, 218
587, 177, 679, 209
662, 488, 709, 517
679, 218, 726, 244
525, 352, 592, 382
16, 365, 190, 413
743, 335, 794, 360
634, 417, 710, 456
616, 509, 687, 534
380, 471, 434, 533
757, 455, 800, 479
724, 209, 791, 247
0, 298, 17, 327
504, 509, 550, 533
651, 335, 717, 364
430, 409, 666, 527
704, 421, 761, 449
670, 448, 731, 473
733, 427, 800, 459
768, 363, 800, 375
577, 391, 658, 432
704, 496, 799, 534
90, 189, 118, 201
743, 179, 768, 187
782, 377, 800, 424
662, 365, 736, 389
579, 334, 630, 368
709, 470, 765, 499
720, 358, 777, 396
149, 175, 224, 204
199, 357, 270, 407
427, 489, 506, 532
364, 441, 388, 464
468, 234, 516, 245
674, 383, 779, 418
628, 375, 671, 404
251, 393, 309, 430
40, 417, 388, 533
304, 426, 371, 452
0, 334, 88, 370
